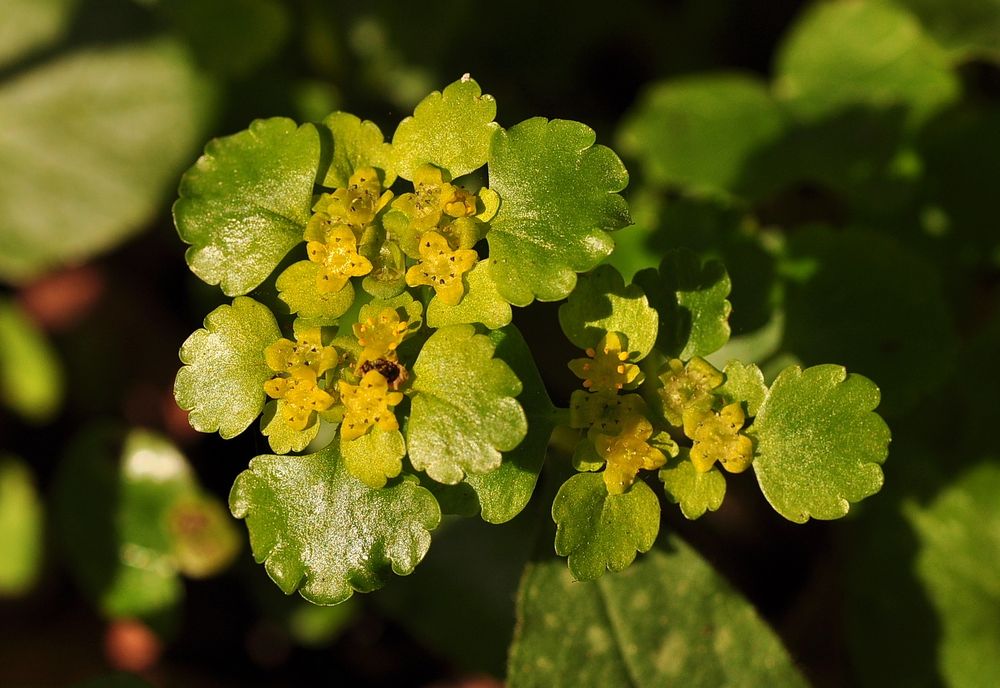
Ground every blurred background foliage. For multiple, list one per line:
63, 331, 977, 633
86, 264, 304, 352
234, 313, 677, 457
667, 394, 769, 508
0, 0, 998, 686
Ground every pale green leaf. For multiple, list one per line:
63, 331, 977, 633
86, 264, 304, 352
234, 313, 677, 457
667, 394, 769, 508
905, 461, 1000, 688
0, 299, 62, 422
508, 540, 808, 687
276, 260, 355, 324
175, 117, 320, 296
488, 117, 631, 306
0, 456, 43, 596
634, 249, 731, 359
0, 0, 77, 69
175, 297, 280, 439
261, 400, 320, 454
659, 458, 726, 520
229, 444, 441, 605
715, 360, 767, 417
341, 428, 405, 489
552, 473, 659, 581
321, 111, 396, 188
407, 324, 527, 485
775, 0, 959, 124
749, 364, 890, 523
426, 258, 512, 331
617, 73, 785, 196
558, 263, 658, 360
392, 76, 498, 179
0, 40, 214, 282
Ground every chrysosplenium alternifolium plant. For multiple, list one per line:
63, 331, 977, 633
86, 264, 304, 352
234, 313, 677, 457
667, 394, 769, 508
173, 76, 891, 601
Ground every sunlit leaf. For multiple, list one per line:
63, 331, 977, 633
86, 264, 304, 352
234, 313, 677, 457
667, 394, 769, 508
321, 111, 396, 188
425, 259, 512, 331
659, 457, 726, 520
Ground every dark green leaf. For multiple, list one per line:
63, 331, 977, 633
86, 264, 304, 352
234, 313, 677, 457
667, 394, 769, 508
488, 117, 631, 305
889, 0, 1000, 63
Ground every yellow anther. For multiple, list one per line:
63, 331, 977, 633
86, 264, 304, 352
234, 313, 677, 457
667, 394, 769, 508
305, 167, 392, 242
657, 356, 724, 427
593, 415, 667, 495
264, 328, 338, 380
264, 373, 335, 431
404, 230, 478, 305
307, 225, 373, 293
568, 332, 639, 393
338, 370, 404, 441
683, 402, 753, 474
352, 307, 409, 363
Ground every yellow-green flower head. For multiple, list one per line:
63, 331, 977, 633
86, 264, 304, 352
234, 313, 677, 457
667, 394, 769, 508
568, 390, 648, 437
264, 374, 336, 431
307, 225, 373, 293
593, 415, 667, 495
683, 402, 753, 474
338, 369, 405, 441
568, 332, 640, 393
404, 230, 478, 306
305, 167, 392, 242
394, 164, 476, 232
264, 328, 339, 380
353, 307, 409, 363
658, 356, 724, 427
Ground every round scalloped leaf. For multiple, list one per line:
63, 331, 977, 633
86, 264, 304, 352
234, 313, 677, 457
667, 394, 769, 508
175, 297, 280, 439
426, 259, 512, 331
0, 456, 43, 595
392, 77, 498, 180
321, 111, 395, 188
341, 428, 405, 489
175, 117, 320, 296
659, 458, 726, 520
634, 249, 731, 359
715, 360, 767, 417
260, 400, 320, 454
552, 473, 660, 581
748, 364, 890, 523
558, 264, 658, 360
775, 0, 959, 125
408, 325, 527, 485
276, 260, 355, 324
487, 118, 631, 306
508, 539, 808, 688
229, 444, 441, 605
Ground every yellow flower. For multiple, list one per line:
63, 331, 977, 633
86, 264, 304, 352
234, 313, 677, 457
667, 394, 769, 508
593, 415, 667, 494
393, 164, 477, 231
264, 328, 339, 379
304, 167, 392, 242
353, 307, 409, 363
264, 374, 335, 431
568, 390, 647, 437
307, 225, 373, 293
338, 370, 404, 440
568, 332, 640, 393
683, 402, 753, 474
657, 356, 723, 426
404, 230, 478, 305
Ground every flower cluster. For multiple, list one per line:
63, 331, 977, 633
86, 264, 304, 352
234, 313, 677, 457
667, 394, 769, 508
263, 327, 340, 431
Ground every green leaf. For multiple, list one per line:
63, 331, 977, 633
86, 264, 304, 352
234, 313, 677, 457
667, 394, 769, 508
426, 258, 513, 330
341, 428, 405, 489
407, 324, 527, 485
488, 117, 631, 306
0, 40, 214, 282
748, 364, 890, 523
617, 73, 785, 196
508, 541, 808, 687
715, 360, 767, 417
391, 76, 498, 180
904, 461, 1000, 688
321, 111, 396, 188
175, 117, 320, 296
893, 0, 1000, 62
0, 299, 62, 422
558, 264, 658, 360
552, 473, 659, 581
0, 456, 43, 596
261, 400, 320, 454
175, 297, 280, 439
659, 458, 726, 520
634, 249, 731, 359
229, 444, 441, 605
775, 0, 959, 125
276, 260, 355, 324
0, 0, 77, 69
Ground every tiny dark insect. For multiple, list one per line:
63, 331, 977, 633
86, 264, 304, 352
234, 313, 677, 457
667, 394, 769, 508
359, 358, 408, 389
